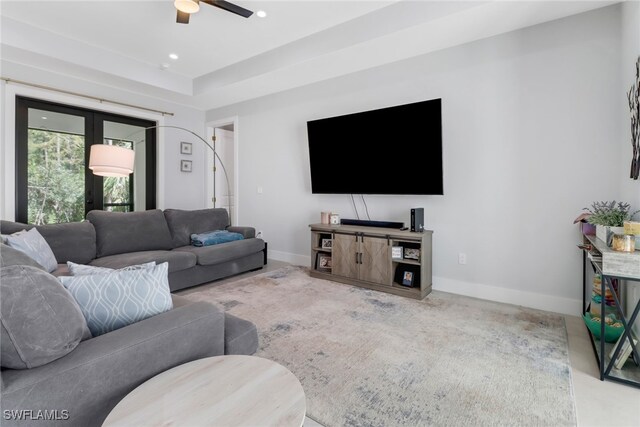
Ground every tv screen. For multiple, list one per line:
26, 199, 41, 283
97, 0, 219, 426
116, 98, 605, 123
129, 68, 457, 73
307, 98, 443, 195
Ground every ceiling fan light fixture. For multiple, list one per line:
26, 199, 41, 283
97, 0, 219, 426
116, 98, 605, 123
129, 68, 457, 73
174, 0, 199, 14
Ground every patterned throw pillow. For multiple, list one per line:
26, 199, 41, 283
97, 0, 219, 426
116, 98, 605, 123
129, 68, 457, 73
6, 228, 58, 272
67, 261, 156, 276
59, 262, 172, 336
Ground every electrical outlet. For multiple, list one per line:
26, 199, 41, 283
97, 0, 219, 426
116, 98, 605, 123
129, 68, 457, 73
257, 186, 263, 194
458, 253, 467, 265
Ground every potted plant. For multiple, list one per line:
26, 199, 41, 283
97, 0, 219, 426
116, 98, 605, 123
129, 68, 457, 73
583, 201, 639, 245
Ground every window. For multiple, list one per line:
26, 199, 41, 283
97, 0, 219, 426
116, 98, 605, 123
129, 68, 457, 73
15, 97, 156, 224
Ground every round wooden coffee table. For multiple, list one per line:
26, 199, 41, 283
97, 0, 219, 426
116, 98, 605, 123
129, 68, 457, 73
102, 356, 306, 427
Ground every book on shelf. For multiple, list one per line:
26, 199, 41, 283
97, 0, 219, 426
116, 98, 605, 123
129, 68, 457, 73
609, 334, 639, 370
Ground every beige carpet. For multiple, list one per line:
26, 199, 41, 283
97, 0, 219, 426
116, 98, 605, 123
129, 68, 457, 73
184, 266, 576, 427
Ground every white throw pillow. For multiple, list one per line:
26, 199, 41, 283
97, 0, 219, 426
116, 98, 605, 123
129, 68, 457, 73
67, 261, 156, 276
6, 228, 58, 273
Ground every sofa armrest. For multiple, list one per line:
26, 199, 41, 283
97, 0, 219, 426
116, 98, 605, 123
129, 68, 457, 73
226, 226, 256, 239
1, 301, 224, 427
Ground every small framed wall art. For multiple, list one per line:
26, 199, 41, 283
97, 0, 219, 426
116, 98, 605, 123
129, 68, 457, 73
180, 141, 193, 155
180, 160, 193, 173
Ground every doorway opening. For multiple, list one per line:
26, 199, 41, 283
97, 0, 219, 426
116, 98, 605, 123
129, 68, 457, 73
206, 118, 238, 225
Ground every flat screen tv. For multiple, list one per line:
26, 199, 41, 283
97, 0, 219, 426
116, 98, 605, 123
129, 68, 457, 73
307, 98, 443, 195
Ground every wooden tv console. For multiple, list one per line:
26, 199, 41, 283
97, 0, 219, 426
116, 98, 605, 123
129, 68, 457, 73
309, 223, 432, 300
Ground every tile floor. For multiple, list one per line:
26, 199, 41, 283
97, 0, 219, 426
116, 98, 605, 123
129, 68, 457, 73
182, 261, 640, 426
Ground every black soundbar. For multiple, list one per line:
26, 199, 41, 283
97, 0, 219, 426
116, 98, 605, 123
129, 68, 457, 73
340, 218, 405, 229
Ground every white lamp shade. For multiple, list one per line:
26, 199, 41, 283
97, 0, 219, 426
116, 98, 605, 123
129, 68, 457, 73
89, 145, 135, 177
174, 0, 199, 14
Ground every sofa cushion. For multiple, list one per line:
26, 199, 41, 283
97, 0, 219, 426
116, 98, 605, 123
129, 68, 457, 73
0, 220, 97, 264
164, 208, 230, 248
89, 250, 196, 273
67, 261, 156, 276
224, 313, 258, 355
6, 228, 58, 272
60, 263, 173, 337
87, 209, 173, 257
173, 238, 265, 266
0, 243, 46, 270
0, 265, 89, 369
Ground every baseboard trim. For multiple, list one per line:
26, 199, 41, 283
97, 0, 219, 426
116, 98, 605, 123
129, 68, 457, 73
269, 250, 310, 267
271, 250, 580, 315
433, 276, 581, 316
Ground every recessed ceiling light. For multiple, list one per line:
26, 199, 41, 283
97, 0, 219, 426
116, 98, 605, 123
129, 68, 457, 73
41, 116, 47, 120
256, 10, 267, 18
169, 53, 179, 60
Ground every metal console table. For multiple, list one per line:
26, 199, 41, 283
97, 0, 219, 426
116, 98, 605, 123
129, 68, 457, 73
580, 234, 640, 389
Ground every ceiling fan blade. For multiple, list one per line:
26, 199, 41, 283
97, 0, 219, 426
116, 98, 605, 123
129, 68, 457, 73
176, 10, 190, 24
201, 0, 253, 18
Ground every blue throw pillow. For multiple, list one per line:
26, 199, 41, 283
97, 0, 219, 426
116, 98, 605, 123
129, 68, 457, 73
191, 230, 244, 247
59, 262, 172, 336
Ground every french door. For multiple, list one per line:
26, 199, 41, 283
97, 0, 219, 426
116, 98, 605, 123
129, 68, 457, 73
15, 97, 156, 224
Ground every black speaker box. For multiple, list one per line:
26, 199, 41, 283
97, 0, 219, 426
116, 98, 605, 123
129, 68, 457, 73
410, 208, 424, 232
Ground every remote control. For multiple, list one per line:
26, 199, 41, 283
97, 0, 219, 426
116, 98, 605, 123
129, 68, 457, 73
399, 227, 409, 231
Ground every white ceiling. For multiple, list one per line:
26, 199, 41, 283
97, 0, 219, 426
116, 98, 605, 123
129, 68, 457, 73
0, 0, 618, 111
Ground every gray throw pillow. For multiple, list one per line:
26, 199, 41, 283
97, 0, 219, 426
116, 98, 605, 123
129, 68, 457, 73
67, 261, 156, 276
1, 265, 89, 369
0, 244, 46, 270
5, 228, 58, 272
60, 262, 173, 337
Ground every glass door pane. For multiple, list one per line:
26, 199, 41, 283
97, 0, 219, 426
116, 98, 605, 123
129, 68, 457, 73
102, 121, 146, 212
27, 108, 85, 224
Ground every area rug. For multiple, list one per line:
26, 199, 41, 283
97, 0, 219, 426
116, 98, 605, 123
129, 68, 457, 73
183, 266, 576, 426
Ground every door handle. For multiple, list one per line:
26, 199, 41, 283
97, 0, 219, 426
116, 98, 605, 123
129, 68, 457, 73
359, 253, 363, 264
356, 252, 359, 264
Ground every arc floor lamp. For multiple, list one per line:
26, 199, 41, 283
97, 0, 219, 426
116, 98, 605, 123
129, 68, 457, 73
88, 125, 232, 224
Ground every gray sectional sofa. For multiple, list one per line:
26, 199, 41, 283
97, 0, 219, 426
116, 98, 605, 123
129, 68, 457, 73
0, 207, 266, 291
0, 208, 264, 426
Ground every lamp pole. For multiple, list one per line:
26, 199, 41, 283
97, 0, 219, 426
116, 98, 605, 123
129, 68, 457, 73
123, 125, 232, 225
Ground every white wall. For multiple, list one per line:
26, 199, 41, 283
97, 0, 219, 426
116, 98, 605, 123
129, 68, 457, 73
620, 1, 640, 210
206, 5, 624, 315
619, 1, 640, 334
0, 60, 208, 218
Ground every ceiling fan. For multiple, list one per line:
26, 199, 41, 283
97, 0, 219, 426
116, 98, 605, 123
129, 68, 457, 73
174, 0, 253, 24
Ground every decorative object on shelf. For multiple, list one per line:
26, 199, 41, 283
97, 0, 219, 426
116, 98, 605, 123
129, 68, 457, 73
404, 248, 420, 260
589, 274, 618, 318
582, 201, 639, 246
609, 334, 639, 369
627, 56, 639, 180
317, 254, 332, 271
573, 212, 596, 236
624, 221, 640, 249
329, 213, 340, 225
180, 160, 192, 173
391, 246, 403, 260
611, 234, 635, 252
321, 238, 332, 250
401, 271, 414, 287
321, 212, 331, 225
180, 141, 192, 155
583, 313, 624, 343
